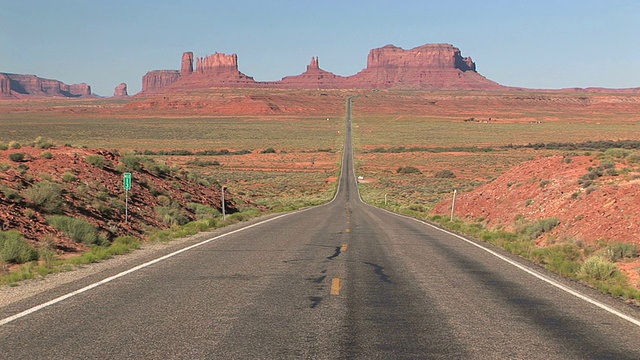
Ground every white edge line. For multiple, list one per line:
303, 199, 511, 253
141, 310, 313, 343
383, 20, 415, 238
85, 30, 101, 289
348, 99, 640, 327
2, 104, 354, 327
372, 204, 640, 328
0, 211, 300, 327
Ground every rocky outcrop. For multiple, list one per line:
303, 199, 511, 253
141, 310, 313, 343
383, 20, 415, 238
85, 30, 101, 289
196, 52, 239, 74
181, 52, 194, 75
280, 57, 345, 88
346, 44, 500, 90
138, 43, 504, 93
67, 83, 91, 97
113, 83, 128, 97
0, 74, 10, 96
0, 73, 92, 97
142, 70, 180, 92
365, 44, 475, 71
143, 52, 256, 93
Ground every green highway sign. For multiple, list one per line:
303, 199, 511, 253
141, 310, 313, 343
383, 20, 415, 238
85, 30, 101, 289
123, 173, 132, 191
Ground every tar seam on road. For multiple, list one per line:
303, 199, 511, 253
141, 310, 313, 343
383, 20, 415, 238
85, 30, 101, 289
0, 210, 307, 327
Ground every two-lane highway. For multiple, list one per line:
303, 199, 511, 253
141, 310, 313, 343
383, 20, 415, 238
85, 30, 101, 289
2, 97, 640, 358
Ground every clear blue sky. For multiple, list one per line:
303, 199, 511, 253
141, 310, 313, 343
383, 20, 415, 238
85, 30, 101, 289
1, 1, 638, 96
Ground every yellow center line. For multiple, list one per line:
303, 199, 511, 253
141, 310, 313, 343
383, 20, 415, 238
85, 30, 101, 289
340, 244, 348, 252
345, 228, 350, 233
330, 277, 341, 296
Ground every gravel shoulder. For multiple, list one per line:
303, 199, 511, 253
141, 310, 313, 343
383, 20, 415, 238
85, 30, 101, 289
0, 213, 288, 309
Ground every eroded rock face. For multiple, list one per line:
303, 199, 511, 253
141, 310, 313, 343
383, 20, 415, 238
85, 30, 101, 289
366, 44, 475, 71
196, 52, 238, 74
139, 43, 503, 93
113, 83, 128, 97
346, 44, 499, 90
0, 74, 11, 96
181, 52, 194, 75
68, 83, 91, 97
281, 56, 345, 88
0, 73, 92, 97
142, 70, 180, 92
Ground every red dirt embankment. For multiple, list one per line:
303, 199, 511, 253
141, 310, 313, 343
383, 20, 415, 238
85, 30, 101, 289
433, 155, 640, 282
434, 155, 640, 244
0, 146, 244, 254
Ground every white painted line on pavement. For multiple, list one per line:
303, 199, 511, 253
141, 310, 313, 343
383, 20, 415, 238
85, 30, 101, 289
0, 211, 301, 327
411, 216, 640, 328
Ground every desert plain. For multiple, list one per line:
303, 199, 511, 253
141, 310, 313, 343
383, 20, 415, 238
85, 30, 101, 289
2, 54, 640, 302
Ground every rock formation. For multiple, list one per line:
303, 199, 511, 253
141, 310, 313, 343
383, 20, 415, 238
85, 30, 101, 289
0, 73, 92, 97
0, 74, 10, 96
113, 83, 129, 97
346, 44, 499, 90
280, 57, 345, 88
138, 43, 504, 93
142, 70, 180, 92
181, 52, 194, 75
365, 44, 475, 71
67, 83, 91, 97
196, 52, 238, 74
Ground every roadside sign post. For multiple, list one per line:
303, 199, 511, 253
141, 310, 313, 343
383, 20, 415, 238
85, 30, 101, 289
450, 189, 457, 221
124, 173, 132, 223
221, 185, 226, 221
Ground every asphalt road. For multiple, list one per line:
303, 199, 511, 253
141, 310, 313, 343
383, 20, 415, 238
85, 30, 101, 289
2, 98, 640, 358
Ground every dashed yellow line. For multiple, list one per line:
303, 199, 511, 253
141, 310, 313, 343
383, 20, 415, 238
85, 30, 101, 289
330, 277, 342, 296
341, 244, 348, 252
345, 228, 350, 233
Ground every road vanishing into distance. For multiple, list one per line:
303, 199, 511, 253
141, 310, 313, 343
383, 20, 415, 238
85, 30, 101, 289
2, 98, 640, 359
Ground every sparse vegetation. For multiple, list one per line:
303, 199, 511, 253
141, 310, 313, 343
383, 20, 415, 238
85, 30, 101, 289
578, 256, 619, 282
40, 151, 53, 159
397, 166, 421, 174
46, 215, 102, 245
8, 152, 25, 162
604, 242, 638, 262
1, 185, 22, 203
434, 169, 456, 178
186, 158, 220, 167
85, 154, 105, 169
23, 181, 64, 213
0, 230, 38, 264
32, 136, 54, 149
156, 205, 190, 226
62, 172, 76, 182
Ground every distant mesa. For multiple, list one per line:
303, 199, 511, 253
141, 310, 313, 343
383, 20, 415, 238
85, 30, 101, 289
113, 83, 129, 98
140, 43, 504, 93
0, 72, 92, 98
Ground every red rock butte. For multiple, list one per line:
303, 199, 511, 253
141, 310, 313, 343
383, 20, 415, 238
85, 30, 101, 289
0, 73, 91, 98
141, 43, 504, 93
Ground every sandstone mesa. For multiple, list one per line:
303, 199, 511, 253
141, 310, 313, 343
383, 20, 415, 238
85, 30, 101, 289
0, 72, 91, 98
141, 43, 504, 93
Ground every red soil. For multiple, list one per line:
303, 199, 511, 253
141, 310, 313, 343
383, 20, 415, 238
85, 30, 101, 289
0, 146, 245, 254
